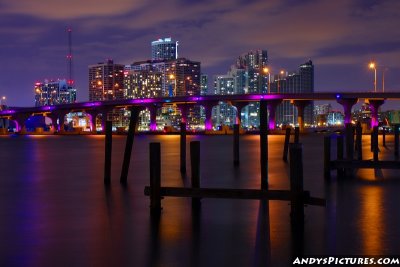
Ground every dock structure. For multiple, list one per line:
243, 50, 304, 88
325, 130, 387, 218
324, 124, 400, 180
144, 141, 325, 224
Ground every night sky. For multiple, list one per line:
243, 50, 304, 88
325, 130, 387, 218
1, 0, 399, 107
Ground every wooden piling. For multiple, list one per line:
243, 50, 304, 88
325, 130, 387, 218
190, 141, 201, 209
336, 135, 344, 178
370, 130, 374, 152
355, 122, 362, 160
382, 127, 386, 147
345, 123, 354, 177
345, 123, 354, 160
294, 127, 300, 144
395, 125, 399, 159
289, 143, 304, 224
259, 100, 268, 190
180, 122, 187, 173
104, 121, 112, 185
373, 126, 379, 162
149, 142, 161, 213
233, 124, 240, 166
120, 108, 140, 184
282, 127, 291, 162
324, 135, 331, 180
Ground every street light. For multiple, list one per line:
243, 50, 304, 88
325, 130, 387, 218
369, 62, 377, 92
382, 67, 388, 92
278, 70, 285, 93
0, 96, 6, 106
263, 67, 271, 93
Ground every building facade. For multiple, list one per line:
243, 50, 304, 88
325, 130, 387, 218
34, 79, 76, 107
88, 60, 124, 101
151, 38, 178, 61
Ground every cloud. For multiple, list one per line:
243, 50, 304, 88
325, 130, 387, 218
0, 0, 146, 19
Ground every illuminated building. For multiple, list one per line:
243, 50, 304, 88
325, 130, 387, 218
327, 111, 344, 126
124, 69, 163, 98
272, 60, 314, 127
88, 59, 124, 101
151, 37, 178, 60
34, 79, 76, 107
200, 74, 208, 95
128, 58, 200, 97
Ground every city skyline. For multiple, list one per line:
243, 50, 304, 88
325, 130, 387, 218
1, 0, 399, 106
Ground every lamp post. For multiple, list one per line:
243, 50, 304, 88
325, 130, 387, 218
263, 67, 271, 93
369, 62, 377, 92
382, 67, 388, 92
278, 70, 285, 93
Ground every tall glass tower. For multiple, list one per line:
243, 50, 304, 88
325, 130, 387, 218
151, 38, 178, 61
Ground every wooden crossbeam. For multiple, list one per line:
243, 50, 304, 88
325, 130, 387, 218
331, 159, 400, 169
144, 186, 325, 206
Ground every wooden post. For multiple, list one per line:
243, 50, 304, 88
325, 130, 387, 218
395, 124, 399, 159
180, 122, 187, 173
259, 100, 268, 190
104, 121, 112, 185
324, 135, 331, 180
345, 123, 354, 160
355, 122, 362, 160
120, 108, 140, 184
337, 135, 344, 178
345, 123, 354, 177
150, 142, 161, 213
289, 143, 304, 224
282, 127, 291, 162
294, 127, 300, 144
233, 124, 240, 166
373, 126, 379, 162
190, 141, 201, 209
370, 130, 374, 152
382, 127, 386, 147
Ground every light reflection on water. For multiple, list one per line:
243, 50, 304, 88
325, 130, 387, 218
0, 134, 399, 266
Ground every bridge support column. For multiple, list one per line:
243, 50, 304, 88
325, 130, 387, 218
86, 110, 100, 133
336, 98, 358, 124
13, 114, 30, 134
204, 104, 214, 132
368, 99, 385, 128
267, 100, 282, 130
149, 106, 158, 132
292, 100, 311, 132
49, 114, 59, 133
232, 101, 248, 126
100, 110, 109, 133
178, 104, 188, 123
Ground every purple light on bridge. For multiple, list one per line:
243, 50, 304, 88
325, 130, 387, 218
83, 102, 102, 107
2, 110, 15, 114
149, 121, 157, 131
189, 96, 203, 101
40, 106, 55, 111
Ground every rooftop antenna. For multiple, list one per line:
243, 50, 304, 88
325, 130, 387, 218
67, 27, 74, 87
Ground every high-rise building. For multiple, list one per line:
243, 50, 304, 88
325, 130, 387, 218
151, 38, 178, 61
236, 50, 268, 93
200, 74, 208, 95
272, 60, 314, 126
88, 60, 124, 101
128, 58, 200, 97
124, 69, 163, 99
34, 79, 76, 107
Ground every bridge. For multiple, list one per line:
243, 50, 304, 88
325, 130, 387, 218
0, 92, 398, 134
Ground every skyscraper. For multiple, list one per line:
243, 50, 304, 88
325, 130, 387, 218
151, 38, 178, 61
88, 60, 124, 101
273, 60, 314, 126
128, 58, 200, 97
34, 79, 76, 107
